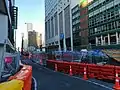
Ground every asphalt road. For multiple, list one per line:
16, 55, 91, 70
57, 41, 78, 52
22, 60, 113, 90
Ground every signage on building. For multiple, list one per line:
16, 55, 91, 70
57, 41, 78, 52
80, 0, 93, 7
60, 33, 64, 40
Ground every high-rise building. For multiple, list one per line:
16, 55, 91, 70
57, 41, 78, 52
45, 0, 79, 52
0, 0, 18, 52
88, 0, 120, 49
72, 4, 81, 50
79, 0, 90, 49
28, 30, 37, 48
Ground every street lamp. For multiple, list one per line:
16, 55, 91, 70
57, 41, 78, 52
21, 33, 24, 55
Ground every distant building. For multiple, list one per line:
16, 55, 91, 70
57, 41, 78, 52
28, 30, 37, 48
36, 33, 42, 48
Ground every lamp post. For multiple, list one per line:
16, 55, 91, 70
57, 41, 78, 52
21, 33, 24, 55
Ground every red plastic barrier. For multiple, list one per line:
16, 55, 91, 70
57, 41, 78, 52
9, 65, 32, 90
87, 64, 99, 78
71, 62, 87, 76
87, 64, 115, 80
57, 61, 70, 74
99, 65, 115, 80
47, 60, 120, 89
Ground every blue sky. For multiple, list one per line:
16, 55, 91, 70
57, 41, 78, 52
15, 0, 45, 48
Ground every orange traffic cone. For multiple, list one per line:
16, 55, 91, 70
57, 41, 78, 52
55, 64, 57, 72
83, 67, 88, 80
40, 59, 42, 65
113, 70, 120, 90
69, 65, 73, 76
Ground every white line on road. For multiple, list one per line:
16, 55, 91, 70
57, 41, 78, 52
32, 77, 37, 90
43, 66, 113, 90
71, 76, 113, 90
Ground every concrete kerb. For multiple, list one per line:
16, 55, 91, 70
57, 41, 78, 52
32, 77, 37, 90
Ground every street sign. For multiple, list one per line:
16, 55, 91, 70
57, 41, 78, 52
60, 33, 64, 40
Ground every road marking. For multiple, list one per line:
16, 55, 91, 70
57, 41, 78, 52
43, 66, 113, 90
32, 77, 37, 90
71, 76, 113, 90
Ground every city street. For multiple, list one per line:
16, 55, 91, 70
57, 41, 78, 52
22, 60, 113, 90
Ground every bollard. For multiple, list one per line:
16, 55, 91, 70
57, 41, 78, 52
113, 69, 120, 90
55, 64, 57, 72
83, 67, 88, 80
69, 65, 73, 76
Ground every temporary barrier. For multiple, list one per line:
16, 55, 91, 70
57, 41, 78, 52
47, 60, 56, 70
46, 59, 120, 87
71, 62, 87, 76
9, 65, 32, 90
87, 64, 98, 78
99, 65, 115, 80
31, 52, 47, 66
0, 80, 23, 90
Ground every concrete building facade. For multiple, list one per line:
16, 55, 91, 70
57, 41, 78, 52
72, 4, 81, 50
45, 0, 79, 52
88, 0, 120, 49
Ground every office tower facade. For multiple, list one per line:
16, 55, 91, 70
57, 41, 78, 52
72, 4, 81, 50
88, 0, 120, 49
45, 0, 79, 52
